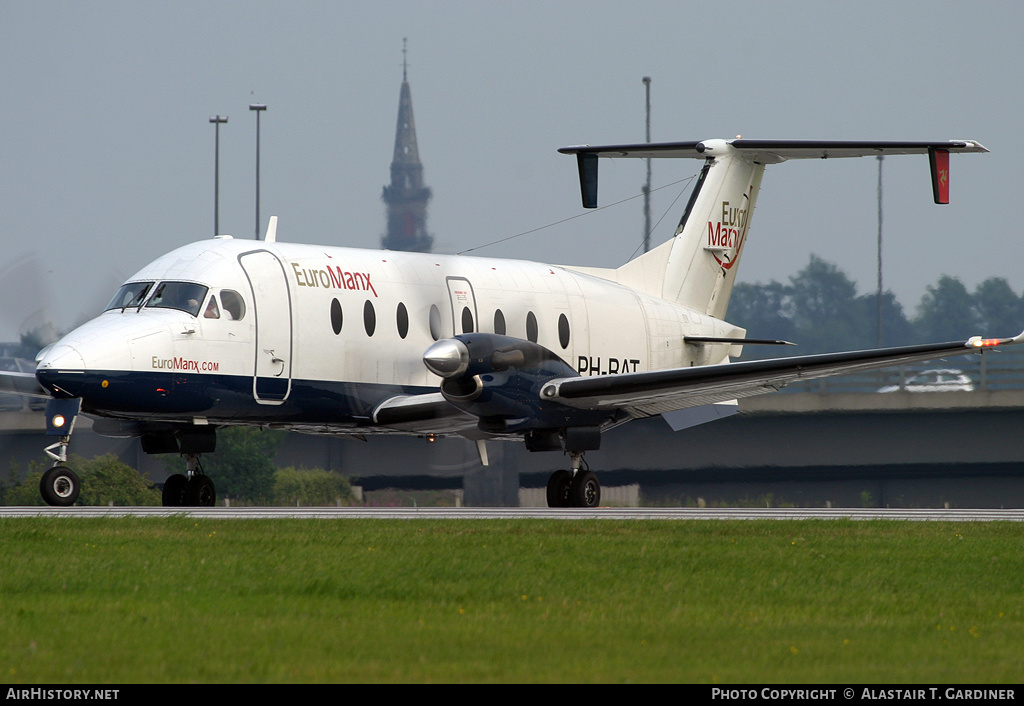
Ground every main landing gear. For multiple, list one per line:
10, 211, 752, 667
546, 452, 601, 508
162, 453, 217, 507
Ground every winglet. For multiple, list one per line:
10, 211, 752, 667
929, 149, 950, 204
576, 153, 599, 209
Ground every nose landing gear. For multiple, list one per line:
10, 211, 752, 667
39, 398, 83, 507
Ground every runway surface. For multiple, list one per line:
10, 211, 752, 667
3, 506, 1024, 520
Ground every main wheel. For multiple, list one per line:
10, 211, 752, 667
40, 465, 80, 506
162, 474, 188, 507
569, 470, 601, 508
186, 475, 216, 507
546, 470, 572, 508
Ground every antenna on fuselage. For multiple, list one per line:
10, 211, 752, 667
264, 216, 278, 243
249, 102, 267, 239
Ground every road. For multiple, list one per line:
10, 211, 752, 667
3, 507, 1024, 520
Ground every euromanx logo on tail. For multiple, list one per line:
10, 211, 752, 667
705, 187, 754, 271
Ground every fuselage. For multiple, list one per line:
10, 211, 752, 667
34, 236, 740, 435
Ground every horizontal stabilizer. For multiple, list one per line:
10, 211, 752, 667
559, 139, 987, 208
685, 336, 795, 346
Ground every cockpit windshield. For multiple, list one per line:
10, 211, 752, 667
145, 281, 210, 317
105, 282, 154, 311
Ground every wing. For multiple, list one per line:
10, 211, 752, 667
539, 334, 1022, 420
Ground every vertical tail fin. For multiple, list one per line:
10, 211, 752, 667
659, 143, 765, 318
559, 139, 986, 318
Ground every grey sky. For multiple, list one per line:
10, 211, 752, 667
2, 1, 1021, 343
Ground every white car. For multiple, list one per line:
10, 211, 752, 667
878, 368, 974, 393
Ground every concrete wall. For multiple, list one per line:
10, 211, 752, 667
5, 391, 1024, 507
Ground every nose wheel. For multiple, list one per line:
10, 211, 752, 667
545, 453, 601, 508
40, 465, 81, 507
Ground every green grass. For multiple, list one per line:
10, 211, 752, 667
1, 518, 1022, 683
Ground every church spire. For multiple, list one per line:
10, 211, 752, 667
382, 39, 433, 252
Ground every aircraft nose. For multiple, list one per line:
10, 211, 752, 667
35, 344, 86, 397
37, 344, 86, 371
423, 338, 470, 378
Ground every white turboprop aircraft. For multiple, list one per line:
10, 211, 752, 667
5, 138, 1018, 508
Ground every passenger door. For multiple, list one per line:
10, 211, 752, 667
447, 277, 479, 335
239, 250, 292, 403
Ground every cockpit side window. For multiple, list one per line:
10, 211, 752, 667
145, 281, 209, 317
203, 296, 221, 319
220, 290, 245, 321
105, 282, 154, 311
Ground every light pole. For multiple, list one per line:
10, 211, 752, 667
642, 77, 652, 253
249, 103, 267, 239
877, 155, 884, 347
209, 115, 228, 236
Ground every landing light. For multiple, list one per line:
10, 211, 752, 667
52, 414, 66, 429
969, 337, 1002, 348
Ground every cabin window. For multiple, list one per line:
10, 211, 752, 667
494, 309, 506, 335
330, 299, 343, 335
363, 300, 376, 336
558, 313, 570, 349
220, 290, 245, 320
429, 304, 441, 341
526, 311, 538, 343
145, 281, 209, 317
396, 302, 409, 339
461, 306, 475, 334
105, 282, 154, 311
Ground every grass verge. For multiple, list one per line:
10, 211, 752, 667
1, 518, 1021, 683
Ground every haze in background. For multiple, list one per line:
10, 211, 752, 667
2, 1, 1019, 342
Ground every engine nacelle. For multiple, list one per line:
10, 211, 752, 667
422, 333, 613, 434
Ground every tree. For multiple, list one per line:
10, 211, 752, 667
731, 259, 1019, 356
914, 275, 976, 342
198, 427, 285, 503
74, 454, 161, 506
729, 282, 796, 337
272, 467, 355, 506
854, 290, 914, 347
788, 255, 859, 325
3, 456, 160, 506
973, 277, 1023, 336
787, 255, 870, 353
3, 461, 46, 505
